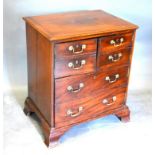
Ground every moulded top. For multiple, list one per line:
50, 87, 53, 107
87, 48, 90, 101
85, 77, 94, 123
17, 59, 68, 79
23, 10, 138, 41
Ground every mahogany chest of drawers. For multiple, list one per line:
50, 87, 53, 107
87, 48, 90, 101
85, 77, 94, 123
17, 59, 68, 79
23, 10, 138, 147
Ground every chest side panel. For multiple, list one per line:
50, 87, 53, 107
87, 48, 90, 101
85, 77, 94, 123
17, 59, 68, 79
36, 32, 53, 126
26, 24, 37, 103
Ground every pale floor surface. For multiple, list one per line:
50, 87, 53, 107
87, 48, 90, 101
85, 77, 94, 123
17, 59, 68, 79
3, 89, 153, 155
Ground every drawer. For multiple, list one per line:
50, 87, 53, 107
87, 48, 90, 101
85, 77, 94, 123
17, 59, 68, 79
55, 54, 96, 78
55, 66, 129, 105
98, 48, 131, 69
55, 39, 97, 58
55, 87, 127, 128
99, 32, 133, 53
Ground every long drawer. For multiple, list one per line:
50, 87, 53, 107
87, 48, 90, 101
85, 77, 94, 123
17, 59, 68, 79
55, 87, 127, 128
55, 66, 129, 105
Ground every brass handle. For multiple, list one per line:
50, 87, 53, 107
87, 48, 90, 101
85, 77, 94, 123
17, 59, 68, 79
68, 60, 86, 70
67, 106, 83, 117
110, 37, 124, 47
68, 44, 86, 54
67, 83, 84, 93
108, 53, 122, 62
105, 74, 119, 83
102, 96, 117, 105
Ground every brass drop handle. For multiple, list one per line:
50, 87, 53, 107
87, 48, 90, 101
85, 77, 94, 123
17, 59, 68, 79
68, 44, 87, 54
67, 106, 83, 117
68, 60, 86, 70
108, 53, 122, 62
105, 74, 119, 83
67, 83, 84, 93
102, 96, 117, 105
110, 37, 124, 47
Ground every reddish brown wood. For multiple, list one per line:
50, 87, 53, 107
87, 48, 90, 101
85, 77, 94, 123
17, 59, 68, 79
55, 87, 127, 128
55, 66, 129, 105
98, 48, 132, 69
25, 24, 54, 125
36, 33, 53, 125
24, 97, 51, 145
115, 105, 130, 122
26, 24, 37, 102
55, 38, 97, 57
55, 54, 96, 78
23, 10, 138, 147
123, 31, 137, 104
24, 96, 130, 147
99, 32, 134, 52
23, 10, 138, 41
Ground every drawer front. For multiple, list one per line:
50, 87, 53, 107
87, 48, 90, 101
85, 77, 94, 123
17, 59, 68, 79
55, 54, 96, 78
55, 87, 127, 128
99, 32, 133, 53
99, 48, 131, 69
55, 66, 129, 105
55, 39, 97, 57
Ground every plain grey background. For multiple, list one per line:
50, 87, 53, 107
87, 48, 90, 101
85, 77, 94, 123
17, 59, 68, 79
4, 0, 152, 92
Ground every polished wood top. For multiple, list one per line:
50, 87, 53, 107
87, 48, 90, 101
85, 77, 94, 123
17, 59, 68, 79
23, 10, 138, 41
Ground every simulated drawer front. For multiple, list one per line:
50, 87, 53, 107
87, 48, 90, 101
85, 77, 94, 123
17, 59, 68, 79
55, 38, 97, 58
99, 32, 134, 52
98, 47, 132, 69
55, 54, 96, 78
55, 66, 129, 105
55, 87, 127, 128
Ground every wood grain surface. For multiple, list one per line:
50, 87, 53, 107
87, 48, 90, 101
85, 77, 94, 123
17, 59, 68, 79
55, 54, 96, 78
55, 66, 129, 105
55, 87, 127, 128
23, 10, 138, 147
55, 38, 97, 57
23, 10, 138, 41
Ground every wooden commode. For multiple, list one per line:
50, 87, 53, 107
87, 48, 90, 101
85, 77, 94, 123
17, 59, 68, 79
23, 10, 138, 147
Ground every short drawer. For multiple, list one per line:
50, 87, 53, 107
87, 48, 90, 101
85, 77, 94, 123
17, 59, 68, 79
55, 66, 129, 105
55, 54, 96, 78
98, 48, 132, 69
55, 39, 97, 58
55, 87, 127, 128
99, 32, 133, 53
